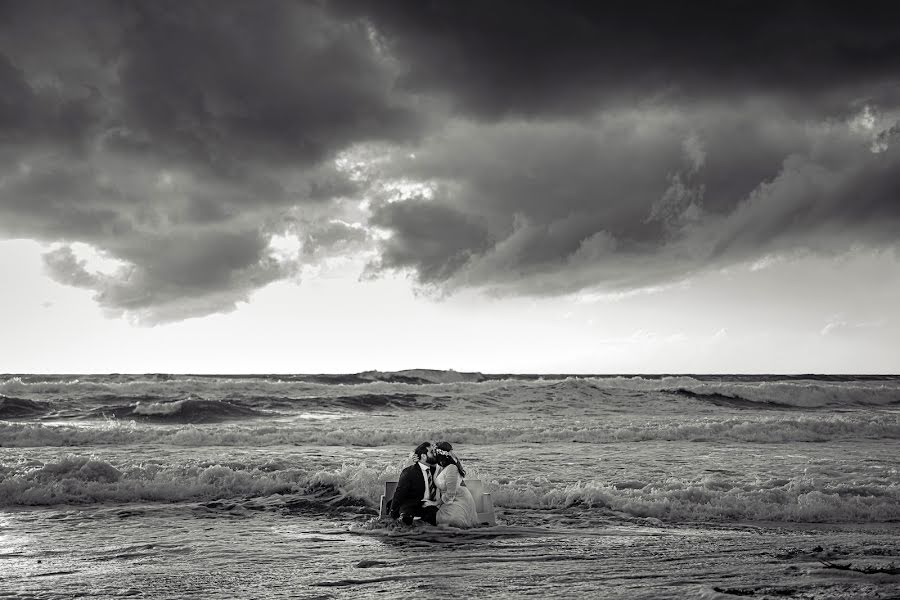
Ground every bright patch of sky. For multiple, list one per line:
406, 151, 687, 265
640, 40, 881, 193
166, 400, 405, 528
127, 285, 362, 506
3, 239, 897, 373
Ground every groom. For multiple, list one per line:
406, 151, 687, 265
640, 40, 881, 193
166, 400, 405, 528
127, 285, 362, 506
388, 441, 440, 525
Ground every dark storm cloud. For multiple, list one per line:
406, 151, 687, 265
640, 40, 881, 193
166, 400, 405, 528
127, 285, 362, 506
335, 0, 900, 118
0, 50, 103, 150
364, 108, 900, 295
0, 0, 421, 322
714, 140, 900, 258
368, 196, 492, 283
0, 161, 134, 241
331, 0, 900, 296
3, 0, 900, 319
111, 1, 421, 172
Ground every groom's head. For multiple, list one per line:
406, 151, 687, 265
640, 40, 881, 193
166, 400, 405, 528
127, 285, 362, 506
412, 441, 436, 465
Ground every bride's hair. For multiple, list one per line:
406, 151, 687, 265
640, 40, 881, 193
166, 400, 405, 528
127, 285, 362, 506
434, 441, 466, 477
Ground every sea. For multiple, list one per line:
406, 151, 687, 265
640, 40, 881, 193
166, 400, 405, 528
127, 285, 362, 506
1, 371, 899, 599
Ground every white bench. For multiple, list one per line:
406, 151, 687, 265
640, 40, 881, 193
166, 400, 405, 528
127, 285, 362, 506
379, 478, 496, 526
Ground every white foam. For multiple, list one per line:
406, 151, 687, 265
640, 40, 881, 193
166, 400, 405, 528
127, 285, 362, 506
3, 455, 898, 524
132, 400, 185, 416
488, 475, 900, 523
0, 456, 398, 508
2, 412, 898, 448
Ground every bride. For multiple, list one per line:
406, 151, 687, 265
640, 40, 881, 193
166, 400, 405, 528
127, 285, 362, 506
433, 441, 480, 528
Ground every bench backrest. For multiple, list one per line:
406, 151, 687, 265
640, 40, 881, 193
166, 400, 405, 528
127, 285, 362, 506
463, 479, 485, 511
384, 480, 398, 501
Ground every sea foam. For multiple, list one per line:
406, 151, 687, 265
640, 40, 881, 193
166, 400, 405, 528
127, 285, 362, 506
0, 456, 397, 509
3, 456, 898, 524
488, 474, 900, 523
2, 412, 898, 448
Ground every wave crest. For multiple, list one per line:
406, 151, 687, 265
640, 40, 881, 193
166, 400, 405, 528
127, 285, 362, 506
2, 413, 899, 448
0, 457, 396, 509
4, 456, 898, 524
93, 398, 266, 423
0, 395, 49, 418
3, 374, 899, 416
490, 474, 900, 523
657, 380, 900, 409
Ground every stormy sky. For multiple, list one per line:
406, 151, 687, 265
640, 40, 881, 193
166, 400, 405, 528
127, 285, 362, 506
1, 0, 898, 373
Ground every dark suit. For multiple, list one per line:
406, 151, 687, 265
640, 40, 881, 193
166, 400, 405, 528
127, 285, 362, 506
389, 462, 438, 525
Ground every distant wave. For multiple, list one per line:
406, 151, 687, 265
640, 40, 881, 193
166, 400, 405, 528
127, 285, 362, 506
667, 388, 796, 410
484, 376, 900, 410
88, 398, 267, 423
3, 413, 899, 448
0, 395, 50, 418
656, 379, 900, 409
3, 374, 898, 414
495, 376, 900, 409
0, 370, 488, 392
3, 456, 898, 524
355, 369, 487, 384
327, 393, 447, 411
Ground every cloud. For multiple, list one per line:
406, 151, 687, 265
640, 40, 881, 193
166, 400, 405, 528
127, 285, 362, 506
3, 1, 900, 322
363, 106, 900, 296
367, 195, 492, 283
0, 0, 423, 322
110, 1, 421, 172
41, 227, 295, 324
42, 246, 100, 289
300, 219, 370, 257
337, 0, 900, 118
820, 316, 886, 337
713, 140, 900, 260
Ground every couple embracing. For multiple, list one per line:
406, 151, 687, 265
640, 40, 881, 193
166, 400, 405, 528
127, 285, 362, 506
388, 441, 480, 528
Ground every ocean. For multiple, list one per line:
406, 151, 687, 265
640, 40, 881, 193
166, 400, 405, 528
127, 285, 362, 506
1, 371, 899, 599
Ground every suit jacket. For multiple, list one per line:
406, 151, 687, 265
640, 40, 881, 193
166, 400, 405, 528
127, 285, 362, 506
389, 462, 433, 519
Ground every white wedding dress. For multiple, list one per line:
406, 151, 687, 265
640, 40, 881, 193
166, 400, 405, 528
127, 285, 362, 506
434, 464, 480, 528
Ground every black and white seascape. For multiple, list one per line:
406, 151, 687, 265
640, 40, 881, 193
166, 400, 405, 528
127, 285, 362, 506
2, 1, 900, 598
2, 372, 900, 598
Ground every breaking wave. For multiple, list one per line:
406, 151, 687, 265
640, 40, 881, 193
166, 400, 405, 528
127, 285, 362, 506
0, 395, 50, 418
3, 373, 899, 410
490, 473, 900, 524
3, 456, 898, 524
2, 374, 899, 424
89, 398, 267, 423
3, 412, 899, 448
0, 457, 397, 510
490, 376, 900, 410
268, 393, 447, 412
657, 380, 900, 409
